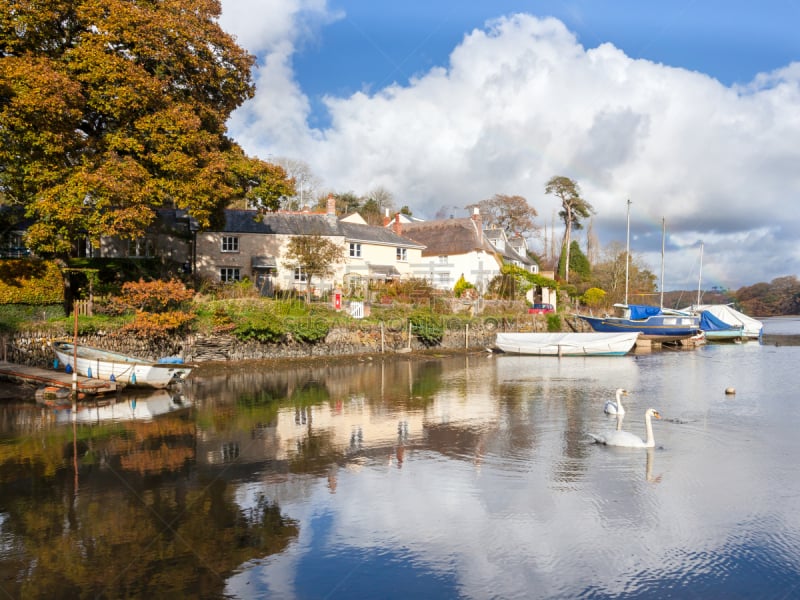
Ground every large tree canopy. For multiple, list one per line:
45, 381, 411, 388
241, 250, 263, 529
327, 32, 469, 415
0, 0, 293, 255
465, 194, 538, 238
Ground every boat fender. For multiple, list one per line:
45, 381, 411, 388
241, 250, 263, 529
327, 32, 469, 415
65, 364, 72, 375
110, 373, 116, 382
53, 359, 59, 370
87, 367, 92, 379
131, 372, 136, 384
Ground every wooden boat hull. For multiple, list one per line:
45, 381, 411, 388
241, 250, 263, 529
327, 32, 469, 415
494, 332, 639, 356
53, 342, 191, 389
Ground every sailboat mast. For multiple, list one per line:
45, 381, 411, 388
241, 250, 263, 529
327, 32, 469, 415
660, 218, 666, 309
697, 241, 704, 307
625, 199, 631, 305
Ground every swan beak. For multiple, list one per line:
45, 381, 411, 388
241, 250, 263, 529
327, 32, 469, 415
623, 390, 630, 396
653, 411, 661, 419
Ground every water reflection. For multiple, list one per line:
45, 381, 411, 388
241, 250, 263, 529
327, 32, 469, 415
1, 347, 799, 598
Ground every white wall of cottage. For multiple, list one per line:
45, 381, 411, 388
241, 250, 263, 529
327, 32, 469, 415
411, 250, 502, 292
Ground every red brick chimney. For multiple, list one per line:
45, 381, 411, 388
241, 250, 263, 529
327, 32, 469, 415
393, 213, 403, 235
326, 193, 336, 216
383, 208, 390, 227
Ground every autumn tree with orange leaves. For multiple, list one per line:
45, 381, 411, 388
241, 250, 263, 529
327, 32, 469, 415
0, 0, 294, 256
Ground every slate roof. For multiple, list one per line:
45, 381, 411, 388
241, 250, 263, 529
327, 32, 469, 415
339, 221, 424, 248
217, 210, 424, 248
223, 210, 340, 236
400, 218, 495, 257
483, 229, 535, 266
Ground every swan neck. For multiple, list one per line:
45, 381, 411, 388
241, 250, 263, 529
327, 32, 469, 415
615, 391, 625, 414
644, 413, 655, 447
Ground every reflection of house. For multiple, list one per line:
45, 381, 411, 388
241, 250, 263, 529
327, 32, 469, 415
394, 209, 538, 293
194, 198, 424, 296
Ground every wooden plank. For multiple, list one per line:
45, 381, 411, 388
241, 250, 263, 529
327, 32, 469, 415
0, 361, 117, 394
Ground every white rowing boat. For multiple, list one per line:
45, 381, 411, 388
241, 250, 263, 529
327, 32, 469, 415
493, 332, 639, 356
53, 341, 191, 388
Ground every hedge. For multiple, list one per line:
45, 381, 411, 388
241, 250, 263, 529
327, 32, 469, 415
0, 260, 64, 304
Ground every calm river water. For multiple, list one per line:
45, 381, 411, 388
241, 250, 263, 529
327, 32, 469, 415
1, 319, 800, 599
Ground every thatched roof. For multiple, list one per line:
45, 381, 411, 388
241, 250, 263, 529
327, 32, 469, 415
400, 217, 494, 257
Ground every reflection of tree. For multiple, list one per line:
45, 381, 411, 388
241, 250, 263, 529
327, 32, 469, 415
0, 420, 299, 598
290, 379, 330, 406
409, 361, 444, 401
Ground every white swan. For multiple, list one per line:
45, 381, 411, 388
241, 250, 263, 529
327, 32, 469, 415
588, 408, 661, 448
603, 388, 629, 415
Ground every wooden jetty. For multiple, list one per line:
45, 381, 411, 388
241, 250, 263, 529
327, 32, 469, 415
0, 361, 117, 395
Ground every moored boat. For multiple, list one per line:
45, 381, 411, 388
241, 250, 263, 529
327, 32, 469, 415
684, 304, 762, 340
697, 309, 745, 342
53, 341, 191, 389
577, 205, 701, 344
576, 304, 701, 343
493, 331, 639, 356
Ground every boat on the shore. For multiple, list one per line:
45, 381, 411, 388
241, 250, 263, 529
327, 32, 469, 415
493, 331, 639, 356
53, 341, 191, 389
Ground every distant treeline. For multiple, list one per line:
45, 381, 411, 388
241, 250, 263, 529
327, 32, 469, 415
661, 275, 800, 317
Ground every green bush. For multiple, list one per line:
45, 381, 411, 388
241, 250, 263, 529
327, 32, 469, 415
453, 274, 475, 298
409, 311, 444, 346
287, 317, 329, 343
233, 312, 287, 343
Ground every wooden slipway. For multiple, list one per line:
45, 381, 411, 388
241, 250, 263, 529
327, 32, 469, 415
0, 361, 117, 395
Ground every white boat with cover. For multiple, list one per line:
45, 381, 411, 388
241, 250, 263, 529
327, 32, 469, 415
684, 304, 763, 339
493, 332, 639, 356
53, 341, 191, 388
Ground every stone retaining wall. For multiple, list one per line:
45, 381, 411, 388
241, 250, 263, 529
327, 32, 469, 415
1, 316, 558, 368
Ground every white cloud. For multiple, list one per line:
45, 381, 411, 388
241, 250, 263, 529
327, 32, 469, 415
219, 8, 800, 289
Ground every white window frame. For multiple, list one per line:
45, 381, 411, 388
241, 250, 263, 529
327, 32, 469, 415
349, 242, 362, 258
220, 267, 241, 282
438, 255, 448, 264
396, 247, 407, 261
294, 267, 308, 282
437, 272, 450, 285
221, 236, 239, 253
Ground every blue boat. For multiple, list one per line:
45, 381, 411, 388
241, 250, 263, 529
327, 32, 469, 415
577, 304, 701, 342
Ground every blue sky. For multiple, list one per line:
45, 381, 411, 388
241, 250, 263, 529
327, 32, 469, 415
293, 1, 800, 127
218, 1, 800, 290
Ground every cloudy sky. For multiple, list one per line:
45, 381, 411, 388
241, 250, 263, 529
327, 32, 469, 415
217, 0, 800, 291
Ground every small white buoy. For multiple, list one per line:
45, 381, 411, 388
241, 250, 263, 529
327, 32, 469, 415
725, 387, 736, 395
